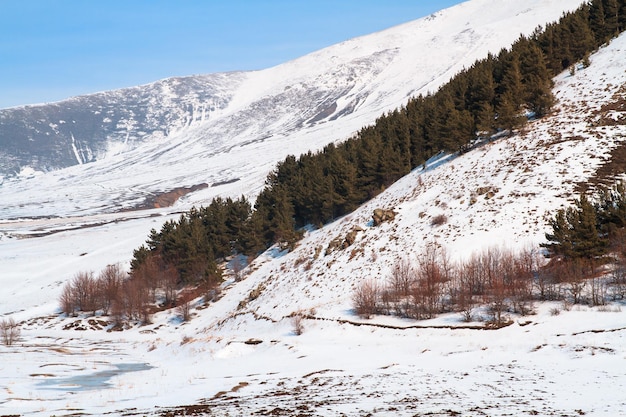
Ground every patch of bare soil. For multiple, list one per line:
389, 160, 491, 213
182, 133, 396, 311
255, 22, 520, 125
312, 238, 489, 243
133, 183, 209, 210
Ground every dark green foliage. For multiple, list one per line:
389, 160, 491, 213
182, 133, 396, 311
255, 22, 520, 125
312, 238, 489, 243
542, 185, 626, 260
596, 182, 626, 238
131, 0, 626, 285
569, 194, 608, 259
131, 197, 252, 285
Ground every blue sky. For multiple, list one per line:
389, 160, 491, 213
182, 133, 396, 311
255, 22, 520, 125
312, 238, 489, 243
0, 1, 462, 109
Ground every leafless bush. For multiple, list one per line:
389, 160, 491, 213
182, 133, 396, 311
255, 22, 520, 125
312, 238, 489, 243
98, 264, 125, 315
291, 312, 305, 336
162, 266, 179, 308
0, 317, 20, 346
177, 292, 194, 322
60, 281, 76, 316
430, 214, 448, 226
609, 263, 626, 300
568, 276, 586, 305
589, 276, 608, 306
353, 280, 380, 319
411, 244, 449, 318
73, 271, 98, 314
122, 278, 150, 323
231, 256, 247, 282
59, 271, 98, 315
390, 258, 414, 298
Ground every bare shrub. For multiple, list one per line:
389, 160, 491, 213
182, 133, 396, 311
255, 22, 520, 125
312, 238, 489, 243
609, 263, 626, 300
122, 278, 150, 323
177, 292, 194, 322
73, 271, 98, 314
59, 271, 101, 316
430, 214, 448, 227
353, 280, 380, 319
59, 281, 76, 316
162, 266, 180, 308
411, 244, 449, 318
568, 276, 586, 305
232, 256, 246, 282
453, 269, 476, 322
0, 317, 20, 346
536, 267, 559, 301
97, 264, 125, 315
390, 258, 414, 298
589, 276, 608, 306
291, 312, 305, 336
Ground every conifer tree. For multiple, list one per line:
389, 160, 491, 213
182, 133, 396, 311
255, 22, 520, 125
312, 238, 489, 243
590, 0, 608, 42
468, 60, 496, 134
566, 10, 596, 62
603, 0, 620, 37
570, 194, 607, 259
543, 209, 574, 258
517, 41, 554, 117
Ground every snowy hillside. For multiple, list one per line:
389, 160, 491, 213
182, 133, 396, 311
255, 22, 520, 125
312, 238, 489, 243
0, 0, 586, 220
2, 31, 625, 416
3, 0, 626, 416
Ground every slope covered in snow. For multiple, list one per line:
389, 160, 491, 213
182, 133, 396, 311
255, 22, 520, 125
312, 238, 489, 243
0, 0, 586, 220
2, 32, 625, 416
3, 1, 626, 416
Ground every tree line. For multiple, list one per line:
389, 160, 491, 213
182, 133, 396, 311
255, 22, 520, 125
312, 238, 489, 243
110, 0, 626, 320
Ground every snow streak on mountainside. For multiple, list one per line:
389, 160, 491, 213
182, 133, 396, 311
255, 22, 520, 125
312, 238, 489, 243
0, 0, 586, 220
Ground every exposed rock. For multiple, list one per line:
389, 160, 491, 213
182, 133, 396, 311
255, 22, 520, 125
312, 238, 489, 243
132, 183, 209, 210
344, 230, 359, 247
372, 208, 397, 226
325, 237, 344, 255
475, 186, 499, 200
325, 227, 364, 255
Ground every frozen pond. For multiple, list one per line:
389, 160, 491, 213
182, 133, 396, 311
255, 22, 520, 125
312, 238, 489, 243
37, 363, 152, 392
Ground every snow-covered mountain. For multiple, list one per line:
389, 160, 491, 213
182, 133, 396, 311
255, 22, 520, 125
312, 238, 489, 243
0, 73, 245, 177
3, 0, 626, 416
0, 0, 586, 220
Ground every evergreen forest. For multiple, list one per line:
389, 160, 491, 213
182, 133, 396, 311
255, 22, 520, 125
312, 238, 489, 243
129, 0, 626, 292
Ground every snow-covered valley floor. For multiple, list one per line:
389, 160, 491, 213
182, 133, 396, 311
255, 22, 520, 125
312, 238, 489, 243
3, 2, 626, 416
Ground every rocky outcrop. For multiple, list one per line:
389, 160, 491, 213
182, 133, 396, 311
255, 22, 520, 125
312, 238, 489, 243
372, 208, 397, 226
325, 226, 365, 255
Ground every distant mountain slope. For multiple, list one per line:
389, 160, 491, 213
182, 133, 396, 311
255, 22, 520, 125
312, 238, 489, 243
0, 73, 245, 176
0, 0, 586, 219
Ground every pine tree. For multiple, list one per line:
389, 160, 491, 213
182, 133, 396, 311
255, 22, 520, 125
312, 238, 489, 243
571, 194, 608, 259
596, 182, 626, 239
495, 51, 525, 131
543, 209, 574, 258
468, 60, 496, 134
604, 0, 620, 38
590, 0, 608, 42
495, 90, 525, 132
566, 10, 596, 62
517, 41, 554, 117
